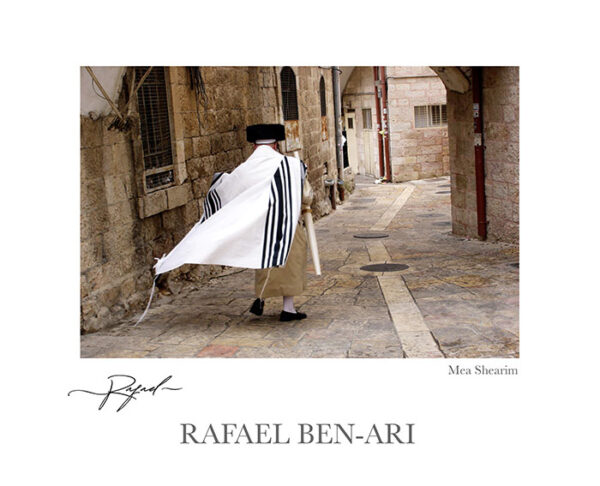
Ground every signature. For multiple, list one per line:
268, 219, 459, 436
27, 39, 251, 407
68, 374, 182, 412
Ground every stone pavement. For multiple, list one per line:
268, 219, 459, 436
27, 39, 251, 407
81, 175, 519, 359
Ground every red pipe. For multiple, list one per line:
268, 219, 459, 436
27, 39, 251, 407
373, 67, 385, 179
472, 66, 487, 240
380, 66, 392, 182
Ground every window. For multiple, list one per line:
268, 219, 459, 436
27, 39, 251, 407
135, 66, 175, 192
319, 77, 327, 117
362, 108, 372, 129
347, 117, 353, 129
281, 67, 299, 121
414, 104, 447, 128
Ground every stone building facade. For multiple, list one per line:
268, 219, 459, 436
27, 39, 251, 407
80, 66, 338, 332
386, 66, 449, 181
442, 67, 519, 243
341, 66, 449, 181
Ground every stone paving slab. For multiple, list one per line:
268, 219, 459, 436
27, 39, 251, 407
81, 174, 518, 359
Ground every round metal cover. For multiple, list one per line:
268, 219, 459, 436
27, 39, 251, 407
353, 233, 389, 239
435, 191, 451, 194
360, 263, 409, 272
418, 213, 445, 218
433, 221, 451, 226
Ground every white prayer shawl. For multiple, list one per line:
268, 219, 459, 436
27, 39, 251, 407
153, 145, 306, 275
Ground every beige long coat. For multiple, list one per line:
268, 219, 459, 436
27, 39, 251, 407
254, 223, 307, 298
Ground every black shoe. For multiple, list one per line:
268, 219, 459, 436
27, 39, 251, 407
279, 310, 307, 321
250, 298, 264, 316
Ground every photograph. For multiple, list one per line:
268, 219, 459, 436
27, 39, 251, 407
5, 2, 599, 485
80, 65, 519, 359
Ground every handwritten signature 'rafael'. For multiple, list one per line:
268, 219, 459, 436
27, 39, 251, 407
68, 374, 182, 412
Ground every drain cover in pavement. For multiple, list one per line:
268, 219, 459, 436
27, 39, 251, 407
360, 263, 409, 272
418, 213, 445, 218
351, 198, 376, 203
433, 221, 451, 226
343, 206, 369, 210
435, 191, 451, 194
353, 233, 389, 239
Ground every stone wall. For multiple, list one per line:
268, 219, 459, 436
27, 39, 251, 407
482, 67, 519, 243
446, 67, 519, 243
341, 66, 449, 181
386, 66, 449, 182
80, 66, 337, 332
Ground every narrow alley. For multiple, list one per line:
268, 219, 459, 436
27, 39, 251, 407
81, 175, 519, 359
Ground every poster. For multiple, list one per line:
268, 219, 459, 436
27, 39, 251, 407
3, 2, 598, 485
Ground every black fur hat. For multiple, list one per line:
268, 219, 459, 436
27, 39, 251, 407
246, 124, 286, 143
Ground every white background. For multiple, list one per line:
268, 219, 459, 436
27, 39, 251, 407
2, 1, 599, 484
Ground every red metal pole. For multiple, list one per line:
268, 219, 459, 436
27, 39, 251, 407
380, 66, 392, 182
472, 66, 487, 240
373, 66, 385, 179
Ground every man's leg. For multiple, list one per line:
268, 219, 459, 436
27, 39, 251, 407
280, 295, 306, 321
283, 296, 295, 313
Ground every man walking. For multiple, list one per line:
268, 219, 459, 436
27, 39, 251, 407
151, 123, 313, 322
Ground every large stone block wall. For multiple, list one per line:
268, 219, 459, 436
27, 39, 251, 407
81, 66, 336, 332
386, 66, 449, 182
482, 67, 519, 243
447, 67, 519, 243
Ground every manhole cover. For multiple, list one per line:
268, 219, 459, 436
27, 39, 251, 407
343, 206, 369, 210
351, 198, 376, 203
435, 191, 451, 194
438, 184, 451, 188
360, 263, 409, 272
418, 213, 445, 218
509, 262, 519, 269
353, 233, 389, 239
433, 221, 451, 226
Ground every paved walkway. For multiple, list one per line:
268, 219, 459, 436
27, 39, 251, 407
81, 175, 519, 358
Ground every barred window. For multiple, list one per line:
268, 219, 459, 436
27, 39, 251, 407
362, 108, 372, 129
319, 76, 327, 117
135, 66, 175, 192
281, 67, 299, 121
414, 104, 447, 128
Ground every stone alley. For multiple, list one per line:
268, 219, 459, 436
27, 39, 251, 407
80, 175, 519, 359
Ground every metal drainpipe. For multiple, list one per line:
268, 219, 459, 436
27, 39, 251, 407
331, 66, 344, 201
472, 66, 487, 240
380, 66, 392, 182
373, 67, 385, 179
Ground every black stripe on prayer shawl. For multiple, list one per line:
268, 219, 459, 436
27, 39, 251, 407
262, 157, 295, 268
199, 182, 223, 224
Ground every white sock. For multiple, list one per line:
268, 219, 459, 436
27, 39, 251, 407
283, 296, 296, 313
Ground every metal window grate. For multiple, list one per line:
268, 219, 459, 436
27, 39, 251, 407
414, 104, 448, 128
414, 105, 428, 128
146, 170, 174, 190
362, 108, 372, 129
281, 67, 299, 121
319, 77, 327, 117
135, 67, 174, 192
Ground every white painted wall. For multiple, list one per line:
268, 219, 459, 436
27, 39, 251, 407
80, 66, 126, 118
